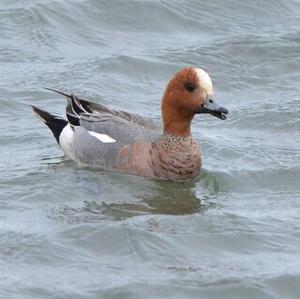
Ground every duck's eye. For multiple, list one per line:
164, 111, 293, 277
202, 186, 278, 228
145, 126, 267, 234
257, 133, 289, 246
185, 82, 196, 92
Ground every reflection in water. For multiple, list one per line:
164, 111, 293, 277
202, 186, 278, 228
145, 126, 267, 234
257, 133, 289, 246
97, 180, 202, 219
53, 173, 211, 222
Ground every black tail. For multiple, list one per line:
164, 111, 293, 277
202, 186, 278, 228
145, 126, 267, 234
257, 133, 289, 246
31, 105, 68, 144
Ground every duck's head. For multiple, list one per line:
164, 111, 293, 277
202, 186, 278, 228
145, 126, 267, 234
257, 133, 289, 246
162, 67, 228, 136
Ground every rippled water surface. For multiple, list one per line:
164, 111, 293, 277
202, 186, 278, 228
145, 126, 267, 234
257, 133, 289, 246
1, 0, 300, 298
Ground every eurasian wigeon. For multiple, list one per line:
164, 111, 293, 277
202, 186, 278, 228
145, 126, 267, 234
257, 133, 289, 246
32, 67, 228, 182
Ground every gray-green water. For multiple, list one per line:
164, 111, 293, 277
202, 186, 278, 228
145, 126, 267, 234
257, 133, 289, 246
1, 0, 300, 298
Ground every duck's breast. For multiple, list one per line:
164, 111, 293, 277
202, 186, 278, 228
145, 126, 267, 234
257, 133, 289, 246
148, 136, 202, 181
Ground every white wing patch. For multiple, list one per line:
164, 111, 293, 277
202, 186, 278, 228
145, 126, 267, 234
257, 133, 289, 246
88, 131, 116, 143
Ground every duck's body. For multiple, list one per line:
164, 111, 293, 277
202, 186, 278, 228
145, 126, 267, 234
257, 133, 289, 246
32, 67, 228, 182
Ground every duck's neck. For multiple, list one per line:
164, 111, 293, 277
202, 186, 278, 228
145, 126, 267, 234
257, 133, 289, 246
162, 105, 193, 137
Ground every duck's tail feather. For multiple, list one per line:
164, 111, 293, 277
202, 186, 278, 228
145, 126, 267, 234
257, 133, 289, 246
44, 88, 98, 114
31, 105, 68, 144
43, 87, 71, 98
44, 87, 92, 126
44, 87, 92, 112
65, 94, 81, 126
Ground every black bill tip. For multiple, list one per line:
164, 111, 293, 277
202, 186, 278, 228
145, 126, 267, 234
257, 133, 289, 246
197, 106, 229, 120
216, 107, 229, 120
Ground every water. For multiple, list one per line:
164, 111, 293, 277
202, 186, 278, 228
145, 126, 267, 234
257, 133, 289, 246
1, 0, 300, 298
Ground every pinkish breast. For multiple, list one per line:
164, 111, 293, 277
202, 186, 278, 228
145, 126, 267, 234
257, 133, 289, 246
148, 135, 202, 181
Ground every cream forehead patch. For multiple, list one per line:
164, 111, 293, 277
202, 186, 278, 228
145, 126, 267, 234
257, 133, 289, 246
194, 68, 213, 95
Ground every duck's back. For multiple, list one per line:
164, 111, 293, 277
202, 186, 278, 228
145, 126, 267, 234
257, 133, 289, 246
71, 114, 161, 170
33, 90, 164, 173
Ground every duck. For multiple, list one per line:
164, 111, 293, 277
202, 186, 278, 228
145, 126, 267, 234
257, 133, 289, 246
32, 67, 228, 182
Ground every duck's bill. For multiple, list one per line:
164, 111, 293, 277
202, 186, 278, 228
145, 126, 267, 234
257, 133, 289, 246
199, 106, 229, 120
197, 97, 229, 120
